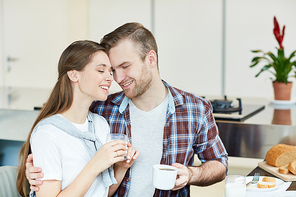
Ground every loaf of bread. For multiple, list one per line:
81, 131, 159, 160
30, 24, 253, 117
265, 144, 296, 167
288, 160, 296, 175
278, 164, 290, 174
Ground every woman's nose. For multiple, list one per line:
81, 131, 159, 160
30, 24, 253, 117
105, 72, 113, 82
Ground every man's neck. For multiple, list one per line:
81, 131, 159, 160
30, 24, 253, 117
131, 79, 168, 112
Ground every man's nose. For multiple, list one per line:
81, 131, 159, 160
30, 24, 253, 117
113, 71, 125, 83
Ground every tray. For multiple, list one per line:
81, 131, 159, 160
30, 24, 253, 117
258, 161, 296, 182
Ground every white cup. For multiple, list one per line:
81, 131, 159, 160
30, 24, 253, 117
106, 133, 128, 142
225, 175, 246, 197
152, 164, 178, 190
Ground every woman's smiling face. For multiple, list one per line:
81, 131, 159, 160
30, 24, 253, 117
77, 51, 113, 102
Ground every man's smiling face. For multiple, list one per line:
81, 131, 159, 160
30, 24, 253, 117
109, 39, 152, 99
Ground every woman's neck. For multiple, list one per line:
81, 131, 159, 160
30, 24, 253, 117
60, 107, 88, 124
60, 96, 92, 124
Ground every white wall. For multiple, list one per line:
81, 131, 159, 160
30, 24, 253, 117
66, 0, 89, 44
89, 0, 152, 93
225, 0, 296, 99
89, 0, 296, 99
155, 0, 222, 96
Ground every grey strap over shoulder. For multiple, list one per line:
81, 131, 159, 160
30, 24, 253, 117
29, 112, 116, 197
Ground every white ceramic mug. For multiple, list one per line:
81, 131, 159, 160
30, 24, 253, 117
152, 164, 178, 190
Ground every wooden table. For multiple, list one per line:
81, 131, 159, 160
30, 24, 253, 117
248, 166, 296, 191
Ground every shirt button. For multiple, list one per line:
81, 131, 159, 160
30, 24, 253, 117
126, 178, 129, 182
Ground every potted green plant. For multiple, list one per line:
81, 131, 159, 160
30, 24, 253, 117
250, 16, 296, 100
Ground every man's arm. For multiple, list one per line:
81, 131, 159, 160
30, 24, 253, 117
172, 160, 226, 190
188, 160, 226, 186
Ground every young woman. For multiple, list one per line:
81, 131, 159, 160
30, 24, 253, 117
17, 40, 139, 197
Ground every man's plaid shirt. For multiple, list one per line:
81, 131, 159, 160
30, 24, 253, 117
90, 80, 228, 197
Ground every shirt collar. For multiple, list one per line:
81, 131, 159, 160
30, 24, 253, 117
118, 80, 177, 114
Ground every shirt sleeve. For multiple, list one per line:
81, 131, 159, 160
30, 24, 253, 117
31, 127, 62, 181
193, 105, 228, 171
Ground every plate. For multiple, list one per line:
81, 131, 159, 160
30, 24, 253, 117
246, 176, 284, 192
270, 99, 296, 105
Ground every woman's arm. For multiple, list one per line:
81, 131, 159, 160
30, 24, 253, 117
108, 164, 127, 197
36, 140, 128, 197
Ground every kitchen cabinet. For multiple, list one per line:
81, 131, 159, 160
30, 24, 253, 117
1, 1, 296, 99
0, 0, 89, 89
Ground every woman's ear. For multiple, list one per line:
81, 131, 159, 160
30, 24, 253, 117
67, 70, 79, 82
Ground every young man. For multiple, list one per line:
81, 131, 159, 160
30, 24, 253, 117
26, 22, 228, 197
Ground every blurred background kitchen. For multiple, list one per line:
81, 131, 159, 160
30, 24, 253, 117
1, 0, 296, 196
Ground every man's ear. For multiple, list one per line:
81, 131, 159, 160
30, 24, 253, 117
67, 70, 79, 82
146, 50, 157, 68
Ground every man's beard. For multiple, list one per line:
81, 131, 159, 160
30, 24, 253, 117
124, 66, 152, 99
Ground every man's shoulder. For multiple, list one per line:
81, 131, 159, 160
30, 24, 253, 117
168, 85, 212, 108
91, 112, 108, 123
90, 91, 124, 111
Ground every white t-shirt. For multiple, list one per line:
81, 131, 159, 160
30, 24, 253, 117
128, 96, 168, 197
31, 113, 110, 197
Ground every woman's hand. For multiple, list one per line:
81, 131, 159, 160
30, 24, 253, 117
91, 140, 128, 174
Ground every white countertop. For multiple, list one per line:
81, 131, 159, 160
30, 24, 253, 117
206, 95, 296, 127
1, 87, 296, 141
0, 109, 39, 141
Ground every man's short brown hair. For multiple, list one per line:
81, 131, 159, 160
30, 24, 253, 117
100, 22, 158, 62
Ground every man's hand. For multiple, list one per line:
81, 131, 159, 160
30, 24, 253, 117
114, 142, 139, 169
171, 163, 192, 191
26, 154, 44, 192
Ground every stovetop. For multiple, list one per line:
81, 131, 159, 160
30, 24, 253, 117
204, 96, 265, 121
212, 104, 265, 121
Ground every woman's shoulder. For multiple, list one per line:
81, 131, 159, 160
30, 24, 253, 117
91, 112, 109, 125
90, 112, 110, 142
32, 124, 62, 140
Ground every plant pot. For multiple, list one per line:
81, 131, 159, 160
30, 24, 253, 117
272, 81, 292, 100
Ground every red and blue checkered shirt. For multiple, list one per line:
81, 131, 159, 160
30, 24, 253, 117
90, 80, 228, 197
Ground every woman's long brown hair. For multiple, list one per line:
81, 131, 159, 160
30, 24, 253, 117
17, 40, 106, 196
